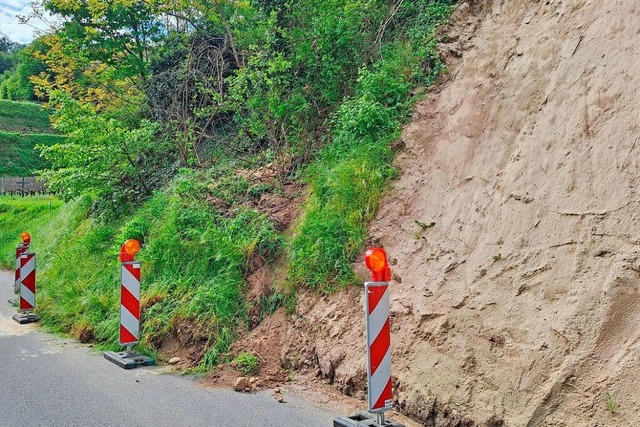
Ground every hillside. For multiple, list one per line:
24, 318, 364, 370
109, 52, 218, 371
0, 99, 61, 176
5, 1, 640, 425
285, 1, 640, 425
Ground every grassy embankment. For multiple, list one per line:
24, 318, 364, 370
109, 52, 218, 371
0, 99, 64, 176
0, 2, 456, 368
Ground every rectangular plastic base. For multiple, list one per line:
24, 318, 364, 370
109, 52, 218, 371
104, 350, 155, 370
333, 412, 404, 427
12, 313, 40, 324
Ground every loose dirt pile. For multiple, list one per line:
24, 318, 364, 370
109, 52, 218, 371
281, 1, 640, 425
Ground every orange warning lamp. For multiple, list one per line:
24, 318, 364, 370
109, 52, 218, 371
20, 232, 31, 245
365, 247, 391, 282
120, 239, 141, 262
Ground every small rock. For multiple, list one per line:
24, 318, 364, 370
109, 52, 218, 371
168, 357, 181, 365
274, 389, 286, 403
234, 377, 250, 392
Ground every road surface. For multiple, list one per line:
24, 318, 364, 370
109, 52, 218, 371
0, 270, 338, 427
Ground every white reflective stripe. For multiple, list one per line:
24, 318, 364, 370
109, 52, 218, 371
14, 257, 20, 291
121, 265, 140, 298
367, 286, 389, 346
369, 347, 392, 406
21, 255, 35, 275
21, 285, 35, 307
120, 305, 139, 338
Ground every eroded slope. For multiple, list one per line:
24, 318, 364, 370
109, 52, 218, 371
289, 1, 640, 425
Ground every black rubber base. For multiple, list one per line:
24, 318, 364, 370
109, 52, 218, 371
12, 313, 40, 324
104, 351, 155, 370
334, 412, 404, 427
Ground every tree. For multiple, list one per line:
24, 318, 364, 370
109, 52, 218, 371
0, 33, 20, 52
38, 92, 172, 218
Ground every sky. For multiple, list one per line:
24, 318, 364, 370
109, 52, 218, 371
0, 0, 53, 44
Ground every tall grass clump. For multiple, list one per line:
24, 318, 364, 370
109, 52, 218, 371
29, 168, 282, 365
289, 0, 455, 291
131, 170, 284, 368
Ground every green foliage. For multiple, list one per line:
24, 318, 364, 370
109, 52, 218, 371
288, 0, 455, 290
0, 51, 18, 76
0, 196, 65, 269
605, 392, 620, 414
415, 220, 436, 229
0, 46, 45, 101
0, 99, 60, 176
232, 352, 260, 376
2, 169, 284, 367
0, 99, 53, 133
38, 92, 173, 219
44, 0, 162, 80
1, 0, 458, 371
0, 34, 21, 53
0, 131, 63, 176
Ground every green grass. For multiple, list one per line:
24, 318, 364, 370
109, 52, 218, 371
0, 1, 456, 372
288, 1, 454, 291
0, 195, 68, 269
0, 170, 284, 366
0, 99, 53, 134
0, 99, 61, 176
0, 131, 64, 176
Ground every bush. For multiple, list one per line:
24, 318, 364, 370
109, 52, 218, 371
232, 352, 260, 376
288, 0, 455, 290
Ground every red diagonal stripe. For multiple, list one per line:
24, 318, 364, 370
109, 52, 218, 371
372, 378, 393, 410
20, 297, 34, 310
370, 318, 390, 375
368, 285, 387, 315
123, 262, 141, 281
120, 325, 138, 344
22, 271, 36, 293
121, 285, 139, 319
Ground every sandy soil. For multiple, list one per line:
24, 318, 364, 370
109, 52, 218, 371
278, 1, 640, 426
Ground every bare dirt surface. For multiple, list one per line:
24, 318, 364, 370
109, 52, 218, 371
274, 1, 640, 426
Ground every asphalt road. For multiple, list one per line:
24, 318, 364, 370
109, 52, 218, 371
0, 271, 338, 427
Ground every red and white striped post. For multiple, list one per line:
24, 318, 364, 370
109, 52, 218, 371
12, 232, 30, 298
20, 252, 36, 312
13, 245, 27, 295
12, 236, 40, 324
334, 248, 402, 427
120, 260, 141, 347
364, 248, 393, 423
104, 239, 154, 369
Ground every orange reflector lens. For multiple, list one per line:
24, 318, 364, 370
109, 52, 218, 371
365, 248, 388, 273
123, 239, 141, 257
20, 232, 31, 244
